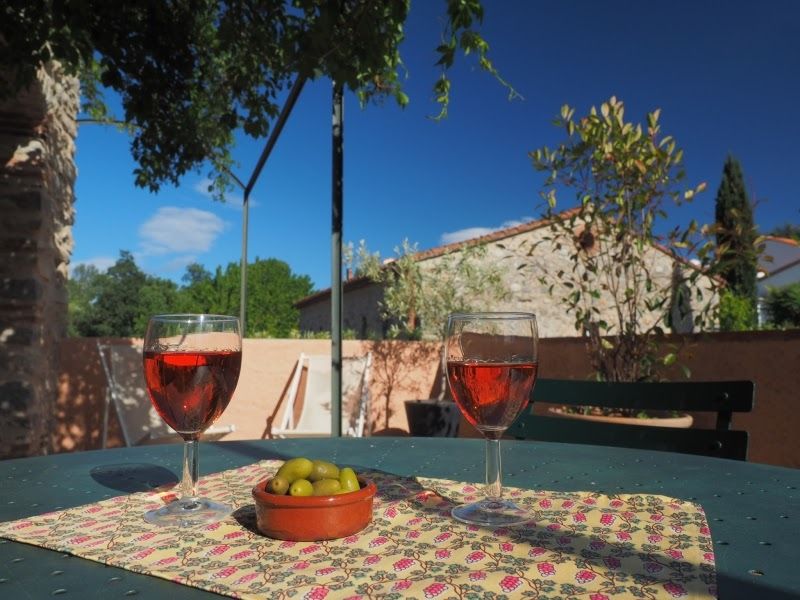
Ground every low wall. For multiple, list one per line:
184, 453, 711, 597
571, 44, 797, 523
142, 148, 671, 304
55, 331, 799, 467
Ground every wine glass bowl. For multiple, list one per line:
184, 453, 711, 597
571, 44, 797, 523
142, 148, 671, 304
445, 312, 538, 526
142, 314, 242, 527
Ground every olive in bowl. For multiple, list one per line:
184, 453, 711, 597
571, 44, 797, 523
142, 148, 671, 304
252, 477, 376, 541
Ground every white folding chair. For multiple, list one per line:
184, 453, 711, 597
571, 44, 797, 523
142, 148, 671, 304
272, 352, 372, 438
98, 341, 235, 447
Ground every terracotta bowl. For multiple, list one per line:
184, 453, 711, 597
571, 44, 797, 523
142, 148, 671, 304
252, 478, 376, 541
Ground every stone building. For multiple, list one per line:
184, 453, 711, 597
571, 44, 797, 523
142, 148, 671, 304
0, 64, 78, 458
296, 215, 716, 339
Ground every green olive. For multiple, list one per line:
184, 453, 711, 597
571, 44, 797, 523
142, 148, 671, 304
288, 478, 313, 497
339, 467, 360, 493
312, 478, 342, 496
276, 457, 314, 483
266, 475, 289, 495
309, 459, 340, 482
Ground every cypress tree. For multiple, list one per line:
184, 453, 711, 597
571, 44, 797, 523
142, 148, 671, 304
714, 155, 758, 304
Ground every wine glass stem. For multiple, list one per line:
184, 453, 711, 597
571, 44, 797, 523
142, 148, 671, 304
181, 439, 200, 500
485, 438, 502, 502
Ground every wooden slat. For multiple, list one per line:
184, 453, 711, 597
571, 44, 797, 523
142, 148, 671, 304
532, 379, 755, 413
507, 378, 756, 461
507, 414, 750, 461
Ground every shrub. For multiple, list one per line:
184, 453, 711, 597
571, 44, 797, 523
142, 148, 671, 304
765, 284, 800, 328
718, 290, 756, 331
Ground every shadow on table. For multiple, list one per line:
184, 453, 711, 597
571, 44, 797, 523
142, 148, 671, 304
89, 463, 179, 493
716, 573, 796, 600
207, 440, 297, 463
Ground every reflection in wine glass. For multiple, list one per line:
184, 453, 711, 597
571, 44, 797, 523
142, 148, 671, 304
142, 314, 241, 527
445, 312, 538, 526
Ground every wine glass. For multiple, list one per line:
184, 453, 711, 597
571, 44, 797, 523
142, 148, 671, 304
445, 312, 538, 526
142, 314, 242, 526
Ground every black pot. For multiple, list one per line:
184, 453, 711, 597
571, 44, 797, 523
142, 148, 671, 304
404, 400, 461, 437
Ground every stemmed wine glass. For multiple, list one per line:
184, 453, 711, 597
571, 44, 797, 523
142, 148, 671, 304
445, 312, 538, 526
142, 314, 242, 526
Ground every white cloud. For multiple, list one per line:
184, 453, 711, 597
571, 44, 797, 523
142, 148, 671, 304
70, 256, 116, 274
193, 178, 259, 209
163, 254, 199, 273
440, 218, 532, 245
139, 207, 227, 256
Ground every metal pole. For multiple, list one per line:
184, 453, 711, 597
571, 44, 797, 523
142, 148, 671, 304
238, 76, 307, 333
331, 81, 344, 437
240, 189, 250, 332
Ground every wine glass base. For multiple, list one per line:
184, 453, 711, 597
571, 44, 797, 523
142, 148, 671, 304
452, 499, 531, 527
144, 497, 232, 527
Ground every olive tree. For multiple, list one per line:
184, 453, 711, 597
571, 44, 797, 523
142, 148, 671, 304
351, 239, 507, 400
529, 97, 718, 382
352, 239, 507, 342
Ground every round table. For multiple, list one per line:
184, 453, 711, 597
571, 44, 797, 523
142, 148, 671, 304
0, 438, 797, 599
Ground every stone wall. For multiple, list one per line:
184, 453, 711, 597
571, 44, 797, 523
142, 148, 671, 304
0, 64, 78, 459
298, 222, 716, 339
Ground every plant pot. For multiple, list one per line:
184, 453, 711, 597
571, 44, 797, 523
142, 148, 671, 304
404, 400, 461, 437
548, 407, 693, 429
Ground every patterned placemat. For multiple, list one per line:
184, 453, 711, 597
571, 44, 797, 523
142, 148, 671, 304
0, 460, 716, 599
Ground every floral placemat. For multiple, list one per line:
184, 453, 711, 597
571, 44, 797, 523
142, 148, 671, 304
0, 460, 715, 599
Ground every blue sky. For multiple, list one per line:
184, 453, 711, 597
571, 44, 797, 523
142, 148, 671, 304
72, 0, 800, 290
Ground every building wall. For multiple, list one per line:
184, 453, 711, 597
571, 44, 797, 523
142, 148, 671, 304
299, 224, 716, 339
57, 331, 800, 468
758, 263, 800, 293
299, 282, 385, 338
0, 64, 78, 459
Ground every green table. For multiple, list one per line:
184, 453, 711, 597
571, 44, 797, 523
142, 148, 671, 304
0, 438, 797, 599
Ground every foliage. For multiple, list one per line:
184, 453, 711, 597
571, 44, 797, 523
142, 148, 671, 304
351, 238, 507, 401
529, 97, 717, 383
284, 328, 358, 340
764, 283, 800, 328
67, 263, 104, 337
69, 251, 153, 337
1, 0, 513, 198
351, 239, 508, 341
718, 289, 756, 332
768, 223, 800, 242
713, 155, 758, 318
246, 258, 315, 337
68, 253, 313, 338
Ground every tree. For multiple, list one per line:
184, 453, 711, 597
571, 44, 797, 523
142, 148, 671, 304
69, 251, 158, 337
769, 223, 800, 242
765, 283, 800, 328
245, 258, 314, 337
353, 239, 425, 339
353, 238, 507, 401
134, 278, 180, 335
353, 239, 507, 342
90, 251, 149, 337
68, 253, 315, 337
1, 1, 513, 197
67, 263, 103, 337
176, 258, 313, 336
529, 97, 717, 382
714, 155, 758, 328
178, 263, 217, 313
